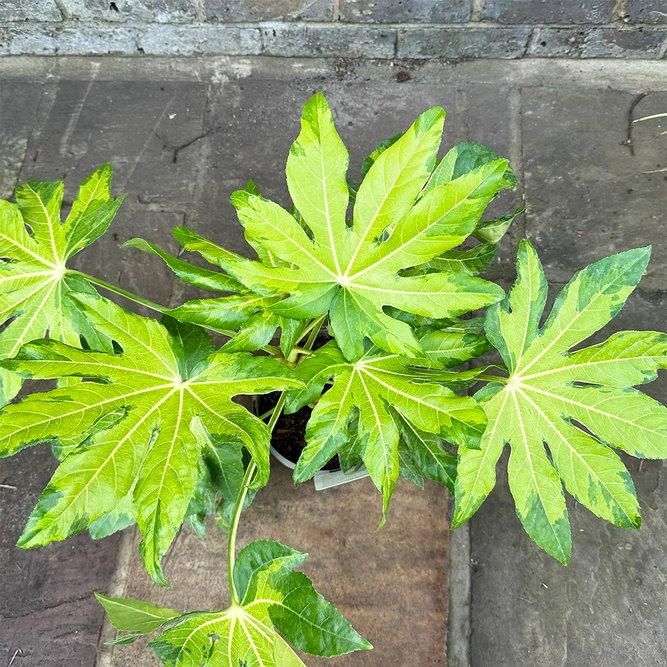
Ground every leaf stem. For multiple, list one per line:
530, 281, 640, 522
304, 313, 327, 349
227, 459, 256, 606
69, 269, 283, 358
227, 390, 287, 606
68, 270, 169, 315
475, 373, 508, 384
226, 315, 326, 606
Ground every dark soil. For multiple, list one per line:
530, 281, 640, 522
259, 332, 339, 471
258, 392, 341, 471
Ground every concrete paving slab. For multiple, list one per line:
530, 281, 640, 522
0, 446, 121, 667
522, 86, 667, 292
0, 81, 48, 199
470, 452, 667, 667
103, 466, 450, 667
0, 77, 191, 665
19, 78, 210, 211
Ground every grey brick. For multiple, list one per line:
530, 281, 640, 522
204, 0, 333, 21
0, 28, 8, 55
60, 0, 197, 23
0, 0, 61, 21
261, 23, 396, 57
137, 24, 262, 54
397, 27, 531, 59
7, 26, 138, 55
528, 26, 666, 57
339, 0, 472, 23
481, 0, 616, 24
527, 27, 590, 56
584, 26, 666, 55
628, 0, 667, 23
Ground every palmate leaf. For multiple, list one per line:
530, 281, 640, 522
0, 165, 123, 404
285, 340, 487, 523
453, 240, 667, 563
99, 539, 371, 665
0, 291, 302, 584
166, 93, 507, 362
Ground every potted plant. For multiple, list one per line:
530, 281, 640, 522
1, 93, 665, 665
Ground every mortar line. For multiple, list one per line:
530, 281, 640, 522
612, 0, 628, 22
508, 86, 527, 244
658, 34, 667, 59
2, 19, 667, 29
447, 499, 472, 667
192, 0, 207, 21
471, 0, 485, 22
94, 528, 137, 667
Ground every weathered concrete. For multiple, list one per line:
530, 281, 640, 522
628, 0, 667, 24
0, 56, 666, 667
137, 24, 262, 55
2, 23, 667, 58
60, 0, 198, 22
521, 86, 667, 291
0, 446, 121, 667
260, 23, 397, 57
0, 0, 61, 22
2, 0, 667, 59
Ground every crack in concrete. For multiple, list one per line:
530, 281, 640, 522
153, 125, 222, 164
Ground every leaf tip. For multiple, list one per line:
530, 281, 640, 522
121, 237, 146, 250
556, 552, 571, 566
360, 638, 374, 651
147, 562, 170, 588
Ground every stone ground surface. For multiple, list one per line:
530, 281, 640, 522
0, 56, 666, 667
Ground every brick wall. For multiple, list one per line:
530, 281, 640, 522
0, 0, 666, 58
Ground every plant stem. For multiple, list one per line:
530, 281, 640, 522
68, 270, 169, 315
225, 316, 325, 605
227, 390, 287, 606
69, 269, 281, 357
475, 373, 508, 384
227, 460, 256, 606
304, 313, 326, 349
